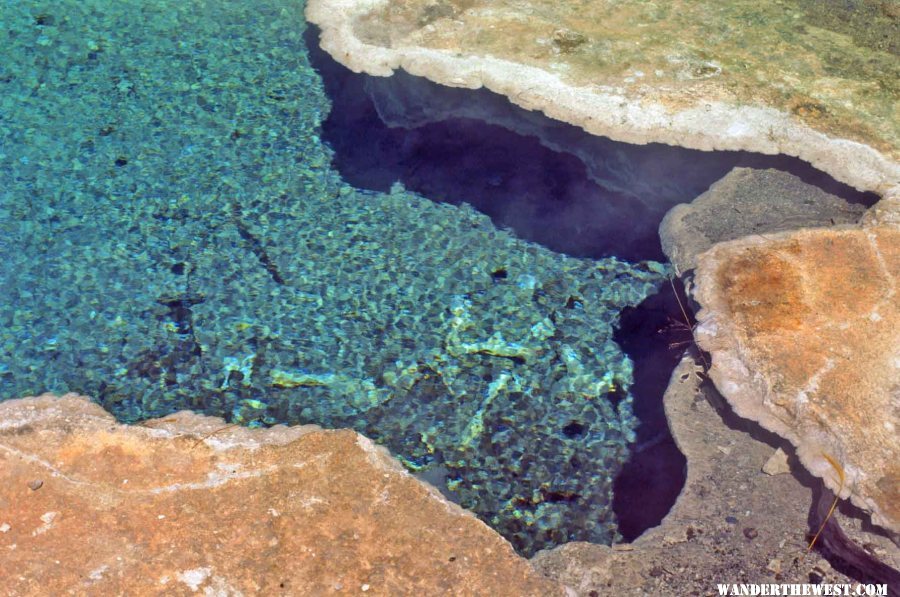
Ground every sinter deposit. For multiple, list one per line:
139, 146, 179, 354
307, 0, 900, 195
693, 223, 900, 534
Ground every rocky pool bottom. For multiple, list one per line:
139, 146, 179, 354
0, 0, 879, 557
0, 0, 676, 556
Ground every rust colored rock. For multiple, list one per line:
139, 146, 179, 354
693, 226, 900, 534
0, 394, 562, 596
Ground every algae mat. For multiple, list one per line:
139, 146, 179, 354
349, 0, 899, 154
0, 0, 668, 554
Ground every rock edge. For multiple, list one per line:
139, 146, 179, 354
305, 0, 900, 197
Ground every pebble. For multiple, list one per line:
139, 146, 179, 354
762, 448, 791, 475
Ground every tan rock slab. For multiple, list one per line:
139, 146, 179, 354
692, 226, 900, 534
762, 448, 792, 476
659, 167, 866, 274
0, 394, 562, 596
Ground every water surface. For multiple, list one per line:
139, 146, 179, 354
1, 0, 876, 557
0, 0, 673, 555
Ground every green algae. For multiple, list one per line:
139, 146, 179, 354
356, 0, 900, 156
0, 0, 668, 555
796, 0, 900, 56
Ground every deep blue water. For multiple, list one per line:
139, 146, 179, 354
308, 33, 876, 263
304, 30, 878, 540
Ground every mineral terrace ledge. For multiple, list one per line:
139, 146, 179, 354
305, 0, 900, 197
692, 224, 900, 535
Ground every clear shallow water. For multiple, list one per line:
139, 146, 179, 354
0, 0, 671, 555
0, 0, 875, 558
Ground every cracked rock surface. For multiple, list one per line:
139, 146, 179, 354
0, 394, 561, 596
693, 223, 900, 535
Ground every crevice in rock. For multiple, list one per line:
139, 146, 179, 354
700, 373, 900, 585
303, 24, 883, 556
811, 487, 900, 590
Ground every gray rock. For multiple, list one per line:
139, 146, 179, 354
530, 354, 900, 592
659, 168, 865, 274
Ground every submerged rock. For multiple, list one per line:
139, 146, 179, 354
659, 167, 866, 274
692, 223, 900, 535
0, 0, 671, 557
0, 394, 561, 595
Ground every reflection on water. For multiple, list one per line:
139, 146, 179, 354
307, 28, 877, 542
311, 37, 876, 263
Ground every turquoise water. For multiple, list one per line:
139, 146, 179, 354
0, 0, 668, 554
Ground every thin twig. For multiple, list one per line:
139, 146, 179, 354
808, 453, 845, 552
669, 275, 710, 370
191, 422, 242, 449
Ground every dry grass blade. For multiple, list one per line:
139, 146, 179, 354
137, 417, 179, 428
668, 275, 710, 370
807, 453, 845, 551
191, 422, 242, 449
